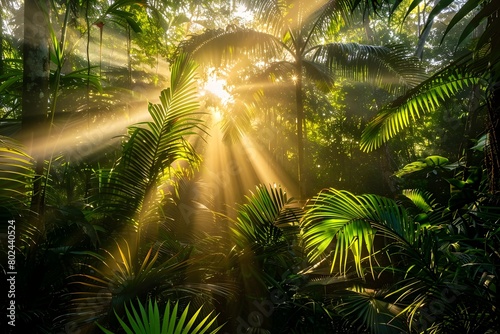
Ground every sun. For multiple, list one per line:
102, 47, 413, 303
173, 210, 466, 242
202, 72, 233, 105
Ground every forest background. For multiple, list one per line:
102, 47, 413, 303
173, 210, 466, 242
0, 0, 499, 333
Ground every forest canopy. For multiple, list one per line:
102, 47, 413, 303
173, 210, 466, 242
0, 0, 499, 333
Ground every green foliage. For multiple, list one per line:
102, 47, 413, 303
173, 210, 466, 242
402, 189, 435, 213
2, 1, 500, 333
302, 188, 437, 279
233, 184, 301, 247
97, 299, 222, 334
361, 60, 484, 152
333, 288, 404, 334
68, 240, 198, 328
93, 54, 204, 224
0, 136, 34, 214
231, 184, 303, 287
394, 155, 451, 177
309, 43, 425, 92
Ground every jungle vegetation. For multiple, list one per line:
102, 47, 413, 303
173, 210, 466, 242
0, 0, 499, 333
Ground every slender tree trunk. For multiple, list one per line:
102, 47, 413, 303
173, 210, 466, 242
414, 20, 433, 60
21, 0, 50, 219
127, 26, 132, 87
486, 82, 500, 194
0, 6, 4, 76
295, 61, 306, 200
486, 14, 500, 195
363, 15, 375, 44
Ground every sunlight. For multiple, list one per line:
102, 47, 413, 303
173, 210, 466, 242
233, 4, 255, 26
202, 73, 233, 105
30, 103, 152, 163
211, 109, 223, 122
190, 117, 298, 218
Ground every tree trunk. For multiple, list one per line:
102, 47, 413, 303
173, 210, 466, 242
414, 20, 433, 60
21, 0, 50, 218
295, 61, 306, 201
127, 26, 132, 87
487, 82, 500, 194
486, 13, 500, 195
0, 5, 4, 76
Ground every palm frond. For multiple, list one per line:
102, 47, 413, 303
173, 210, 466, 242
360, 59, 484, 152
93, 54, 204, 223
402, 189, 435, 213
0, 135, 34, 213
308, 43, 425, 92
220, 100, 255, 143
231, 184, 303, 287
302, 59, 336, 91
67, 241, 195, 328
97, 298, 223, 334
240, 0, 288, 34
233, 184, 302, 248
333, 288, 405, 334
302, 188, 418, 277
176, 27, 284, 66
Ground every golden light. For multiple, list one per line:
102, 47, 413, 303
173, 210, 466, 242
212, 109, 223, 122
202, 72, 233, 105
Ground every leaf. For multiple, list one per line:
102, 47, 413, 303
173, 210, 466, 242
92, 54, 205, 224
302, 188, 415, 278
96, 299, 222, 334
420, 0, 454, 40
309, 43, 425, 92
394, 161, 428, 177
0, 136, 34, 213
231, 184, 302, 287
361, 56, 483, 152
402, 189, 435, 213
424, 155, 449, 167
445, 178, 466, 190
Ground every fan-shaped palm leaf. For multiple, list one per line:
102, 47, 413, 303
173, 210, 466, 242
333, 288, 405, 334
177, 28, 283, 65
97, 298, 222, 334
302, 188, 420, 277
402, 189, 435, 213
68, 240, 198, 328
233, 184, 302, 245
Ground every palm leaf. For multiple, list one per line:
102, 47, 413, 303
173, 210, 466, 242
333, 288, 405, 334
177, 27, 283, 65
0, 136, 34, 213
231, 184, 303, 287
308, 43, 425, 92
302, 188, 419, 277
360, 58, 484, 152
97, 299, 223, 334
233, 184, 302, 248
93, 54, 204, 223
68, 241, 195, 327
402, 189, 435, 213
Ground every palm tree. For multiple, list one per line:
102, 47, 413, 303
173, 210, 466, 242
178, 0, 424, 199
